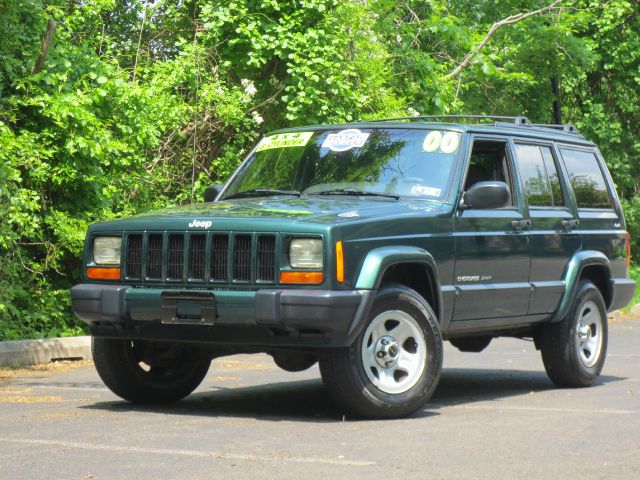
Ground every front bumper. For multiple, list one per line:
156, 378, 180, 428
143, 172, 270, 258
71, 284, 375, 348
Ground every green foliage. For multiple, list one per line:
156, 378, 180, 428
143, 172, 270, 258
622, 265, 640, 312
622, 197, 640, 263
1, 0, 640, 339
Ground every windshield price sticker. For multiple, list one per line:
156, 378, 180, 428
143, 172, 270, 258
422, 131, 461, 154
322, 129, 370, 152
256, 132, 314, 152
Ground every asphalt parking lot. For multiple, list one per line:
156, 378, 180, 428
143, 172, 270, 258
1, 315, 639, 480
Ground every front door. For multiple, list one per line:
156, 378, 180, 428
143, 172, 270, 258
452, 137, 531, 322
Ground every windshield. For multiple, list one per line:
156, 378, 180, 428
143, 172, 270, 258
221, 128, 462, 201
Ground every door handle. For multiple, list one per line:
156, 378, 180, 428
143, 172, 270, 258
512, 219, 531, 231
561, 219, 580, 230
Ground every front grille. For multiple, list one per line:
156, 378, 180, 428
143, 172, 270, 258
146, 234, 163, 279
167, 234, 184, 279
210, 234, 229, 281
257, 235, 276, 281
125, 235, 142, 279
123, 231, 277, 285
233, 235, 252, 281
188, 234, 206, 280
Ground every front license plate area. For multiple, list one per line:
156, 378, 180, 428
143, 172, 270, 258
161, 291, 215, 326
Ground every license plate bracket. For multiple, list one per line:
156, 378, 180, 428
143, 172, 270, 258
161, 291, 215, 326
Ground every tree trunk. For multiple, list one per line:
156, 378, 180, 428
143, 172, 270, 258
551, 76, 562, 124
32, 19, 57, 74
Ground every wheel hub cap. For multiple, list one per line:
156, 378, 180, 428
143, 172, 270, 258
575, 300, 603, 368
577, 324, 592, 342
360, 310, 428, 395
374, 336, 400, 368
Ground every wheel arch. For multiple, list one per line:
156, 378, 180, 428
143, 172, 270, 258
552, 250, 613, 322
354, 246, 443, 324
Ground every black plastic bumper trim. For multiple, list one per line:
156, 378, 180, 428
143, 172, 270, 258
71, 284, 376, 347
609, 278, 637, 312
71, 284, 130, 323
255, 289, 374, 342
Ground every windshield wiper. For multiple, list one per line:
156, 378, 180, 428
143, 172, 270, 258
309, 188, 399, 200
223, 188, 301, 200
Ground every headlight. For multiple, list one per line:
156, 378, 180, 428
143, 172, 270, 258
93, 236, 122, 265
289, 238, 323, 269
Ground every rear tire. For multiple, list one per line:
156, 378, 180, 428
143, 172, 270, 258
538, 280, 608, 387
92, 337, 211, 403
319, 284, 443, 419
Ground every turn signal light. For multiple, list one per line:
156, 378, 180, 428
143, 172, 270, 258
280, 271, 324, 284
336, 241, 344, 283
86, 267, 121, 280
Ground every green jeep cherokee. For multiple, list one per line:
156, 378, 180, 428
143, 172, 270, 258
72, 115, 636, 418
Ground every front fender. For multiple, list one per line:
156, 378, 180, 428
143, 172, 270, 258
354, 246, 443, 322
355, 246, 439, 289
552, 250, 610, 322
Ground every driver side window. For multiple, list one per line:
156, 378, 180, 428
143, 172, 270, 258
464, 139, 514, 206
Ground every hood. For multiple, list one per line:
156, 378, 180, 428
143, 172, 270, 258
90, 196, 448, 232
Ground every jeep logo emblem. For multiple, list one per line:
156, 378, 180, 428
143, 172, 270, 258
188, 219, 212, 228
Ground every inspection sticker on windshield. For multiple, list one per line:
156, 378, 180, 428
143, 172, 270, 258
411, 185, 442, 196
256, 132, 314, 152
322, 129, 370, 152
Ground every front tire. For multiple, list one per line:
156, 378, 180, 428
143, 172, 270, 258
92, 338, 211, 403
319, 284, 443, 418
538, 280, 608, 387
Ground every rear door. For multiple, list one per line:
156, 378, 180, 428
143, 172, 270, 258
512, 140, 581, 315
557, 146, 624, 274
452, 136, 531, 322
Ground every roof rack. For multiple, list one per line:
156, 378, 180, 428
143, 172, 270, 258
531, 123, 579, 134
358, 114, 581, 135
363, 115, 532, 125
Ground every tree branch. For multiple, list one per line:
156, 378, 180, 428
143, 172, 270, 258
132, 2, 148, 82
446, 0, 565, 79
32, 19, 57, 74
246, 83, 286, 114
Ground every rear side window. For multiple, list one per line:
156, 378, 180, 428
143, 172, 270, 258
514, 144, 564, 207
559, 148, 612, 209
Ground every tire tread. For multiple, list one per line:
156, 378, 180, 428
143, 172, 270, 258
319, 284, 442, 418
92, 337, 210, 403
538, 280, 608, 388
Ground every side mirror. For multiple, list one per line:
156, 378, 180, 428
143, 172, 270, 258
203, 184, 223, 202
461, 181, 510, 210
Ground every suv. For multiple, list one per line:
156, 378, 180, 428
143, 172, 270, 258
72, 115, 636, 418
